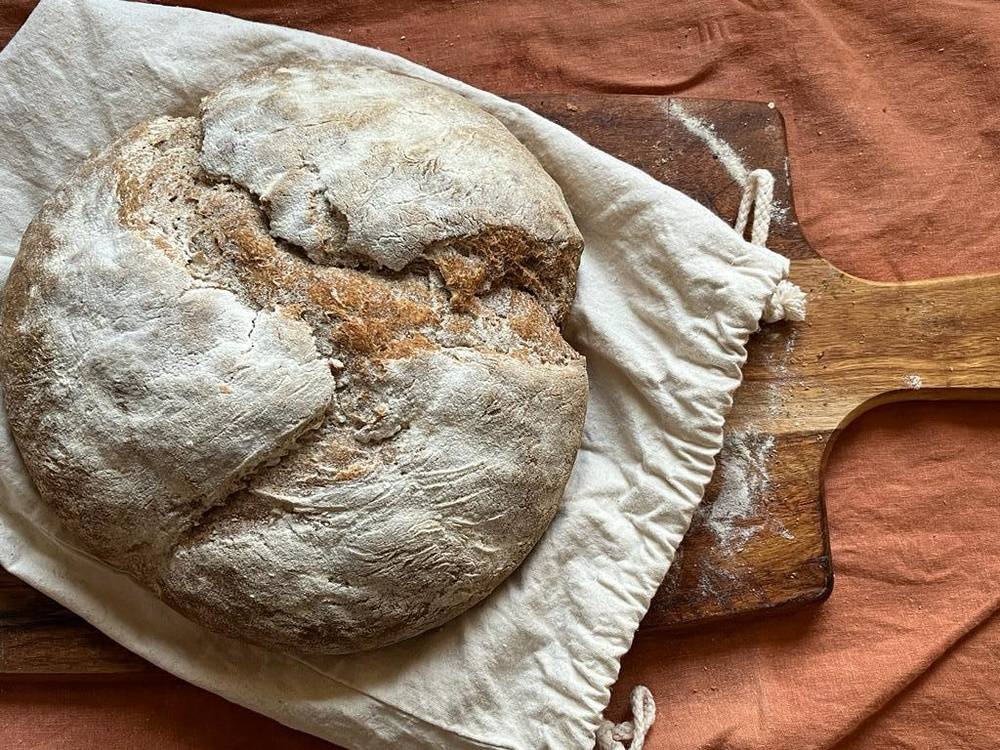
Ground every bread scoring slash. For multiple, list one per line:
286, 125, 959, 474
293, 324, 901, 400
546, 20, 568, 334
0, 64, 587, 655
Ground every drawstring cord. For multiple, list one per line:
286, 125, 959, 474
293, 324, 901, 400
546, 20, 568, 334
596, 686, 656, 750
735, 168, 774, 247
736, 168, 806, 322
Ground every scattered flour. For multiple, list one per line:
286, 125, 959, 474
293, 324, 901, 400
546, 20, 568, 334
691, 425, 791, 598
665, 99, 792, 230
760, 325, 799, 419
692, 563, 739, 601
905, 373, 923, 390
703, 430, 776, 555
775, 156, 794, 227
690, 322, 800, 576
666, 100, 748, 184
774, 522, 795, 541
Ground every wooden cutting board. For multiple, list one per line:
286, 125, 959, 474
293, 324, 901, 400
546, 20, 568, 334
3, 94, 999, 673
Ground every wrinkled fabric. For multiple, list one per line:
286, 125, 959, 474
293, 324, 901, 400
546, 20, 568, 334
2, 1, 999, 749
0, 1, 787, 749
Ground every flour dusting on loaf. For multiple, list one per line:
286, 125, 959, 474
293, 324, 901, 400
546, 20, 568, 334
201, 64, 582, 321
0, 64, 587, 655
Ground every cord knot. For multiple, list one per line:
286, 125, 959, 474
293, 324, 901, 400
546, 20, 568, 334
763, 278, 807, 323
596, 686, 656, 750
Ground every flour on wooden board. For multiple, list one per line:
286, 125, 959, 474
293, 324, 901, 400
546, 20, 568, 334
703, 430, 777, 554
665, 100, 791, 227
759, 324, 800, 419
694, 324, 799, 559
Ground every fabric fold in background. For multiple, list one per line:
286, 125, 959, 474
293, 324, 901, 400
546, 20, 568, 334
0, 0, 789, 747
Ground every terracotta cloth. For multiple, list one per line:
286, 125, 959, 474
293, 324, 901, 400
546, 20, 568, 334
1, 1, 999, 748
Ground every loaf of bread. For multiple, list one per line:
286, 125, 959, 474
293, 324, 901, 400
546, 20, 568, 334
0, 64, 588, 654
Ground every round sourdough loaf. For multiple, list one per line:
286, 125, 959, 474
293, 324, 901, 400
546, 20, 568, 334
0, 64, 588, 655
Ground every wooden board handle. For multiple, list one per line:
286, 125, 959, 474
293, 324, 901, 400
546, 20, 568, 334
647, 258, 1000, 628
750, 259, 1000, 435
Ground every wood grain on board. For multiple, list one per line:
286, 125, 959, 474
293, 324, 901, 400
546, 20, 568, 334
3, 95, 999, 673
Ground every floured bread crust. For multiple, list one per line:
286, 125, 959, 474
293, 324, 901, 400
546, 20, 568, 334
0, 65, 587, 655
200, 64, 582, 320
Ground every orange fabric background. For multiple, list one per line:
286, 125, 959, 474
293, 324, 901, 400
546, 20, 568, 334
2, 1, 1000, 748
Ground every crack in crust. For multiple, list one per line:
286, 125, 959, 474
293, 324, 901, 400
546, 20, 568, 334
199, 62, 584, 322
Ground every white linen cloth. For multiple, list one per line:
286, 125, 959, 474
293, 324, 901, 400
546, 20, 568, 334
0, 1, 789, 747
